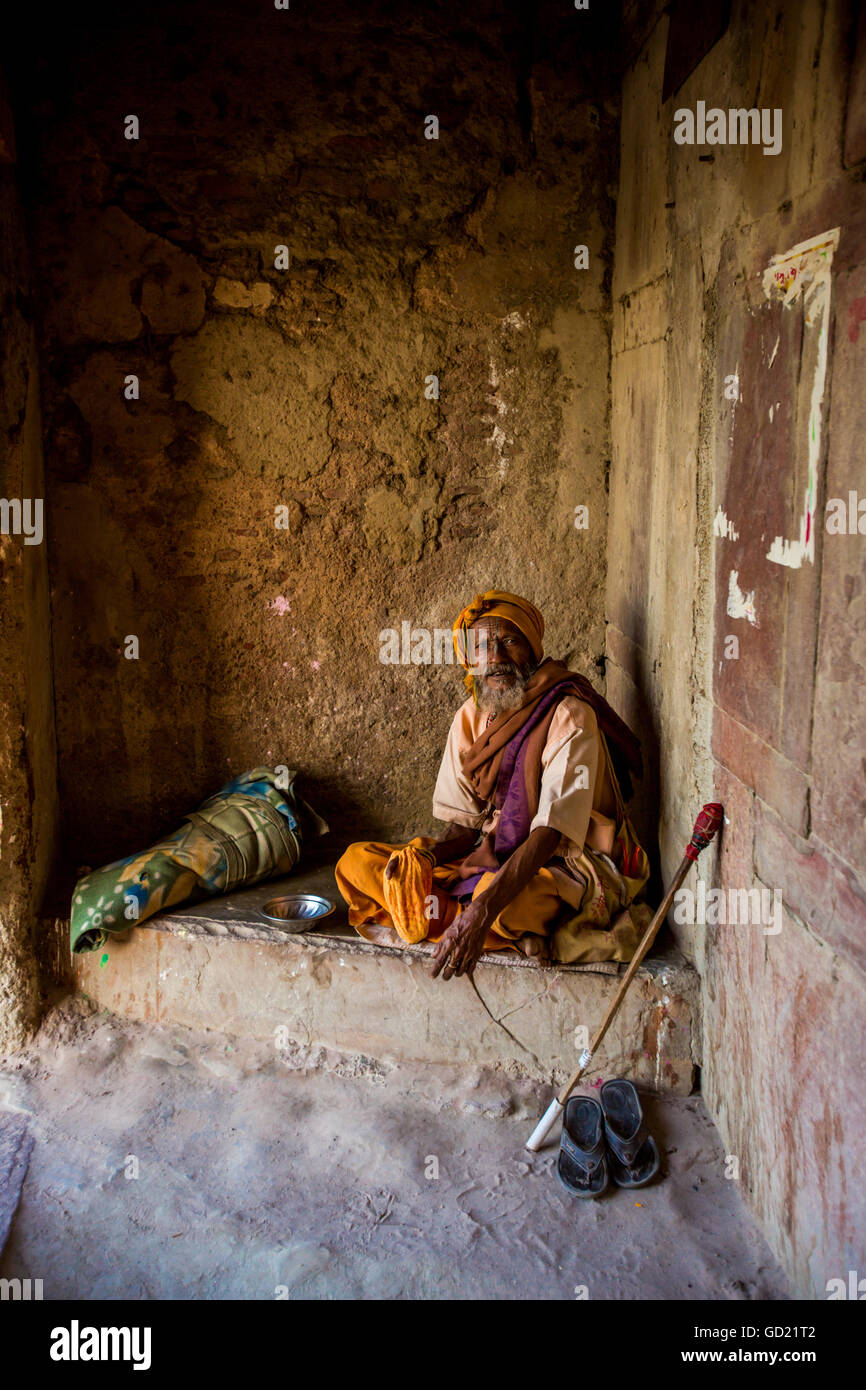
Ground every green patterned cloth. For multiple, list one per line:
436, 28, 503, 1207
70, 767, 328, 954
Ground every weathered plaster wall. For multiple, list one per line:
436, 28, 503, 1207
609, 0, 866, 1296
10, 0, 620, 894
0, 81, 59, 1049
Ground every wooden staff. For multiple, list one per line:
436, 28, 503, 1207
525, 802, 724, 1152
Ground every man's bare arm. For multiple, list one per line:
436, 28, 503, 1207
431, 821, 479, 865
430, 824, 561, 979
471, 824, 561, 922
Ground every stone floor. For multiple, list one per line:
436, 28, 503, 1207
0, 997, 790, 1300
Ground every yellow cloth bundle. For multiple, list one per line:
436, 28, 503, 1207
382, 844, 436, 944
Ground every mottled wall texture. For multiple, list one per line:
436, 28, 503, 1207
0, 78, 59, 1050
6, 0, 620, 896
609, 0, 866, 1296
4, 0, 864, 1302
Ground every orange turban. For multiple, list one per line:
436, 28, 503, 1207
452, 590, 544, 689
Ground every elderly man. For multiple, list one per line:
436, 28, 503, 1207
335, 590, 651, 981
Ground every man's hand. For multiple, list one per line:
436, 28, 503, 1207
429, 825, 562, 981
430, 896, 492, 980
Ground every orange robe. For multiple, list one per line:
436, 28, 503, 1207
335, 696, 652, 963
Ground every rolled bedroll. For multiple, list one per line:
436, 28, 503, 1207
69, 766, 328, 954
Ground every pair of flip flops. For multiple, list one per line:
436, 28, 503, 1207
557, 1079, 660, 1198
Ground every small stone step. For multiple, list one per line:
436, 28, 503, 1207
70, 851, 700, 1093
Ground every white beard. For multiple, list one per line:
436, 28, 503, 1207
475, 664, 532, 715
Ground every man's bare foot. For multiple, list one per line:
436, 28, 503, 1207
516, 934, 548, 960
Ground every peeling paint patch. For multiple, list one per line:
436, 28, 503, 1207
766, 513, 809, 567
727, 569, 759, 626
713, 506, 739, 541
727, 360, 740, 446
762, 230, 838, 310
762, 228, 840, 569
483, 357, 512, 479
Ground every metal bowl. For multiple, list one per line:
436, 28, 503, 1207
259, 893, 335, 932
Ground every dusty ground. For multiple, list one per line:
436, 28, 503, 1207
0, 999, 789, 1300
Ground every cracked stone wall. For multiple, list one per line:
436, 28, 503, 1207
11, 0, 621, 895
610, 0, 866, 1297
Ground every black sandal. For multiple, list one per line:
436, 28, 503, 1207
599, 1079, 660, 1188
556, 1096, 609, 1198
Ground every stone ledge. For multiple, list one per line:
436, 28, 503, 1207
67, 852, 701, 1094
128, 850, 689, 980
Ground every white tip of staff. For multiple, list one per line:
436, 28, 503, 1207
525, 1097, 564, 1152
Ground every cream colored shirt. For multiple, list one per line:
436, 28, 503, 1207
432, 694, 618, 861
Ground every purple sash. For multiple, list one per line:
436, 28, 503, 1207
447, 681, 577, 900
